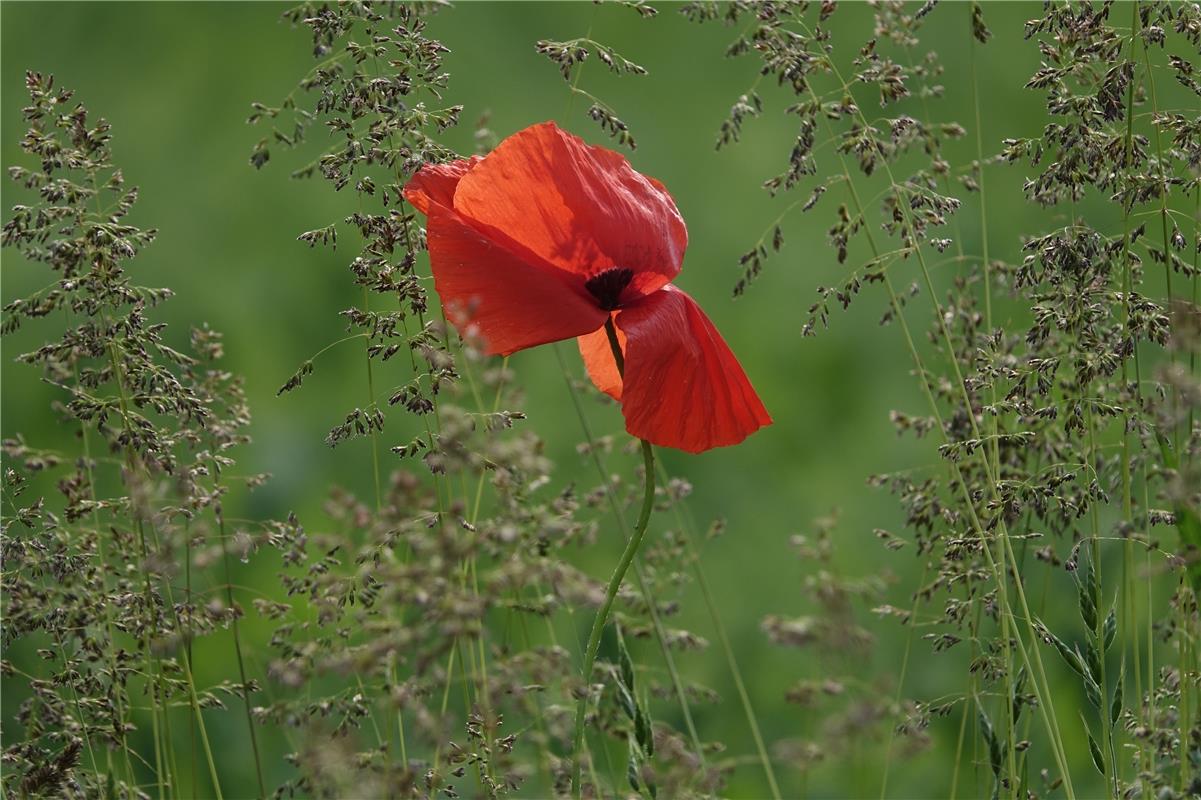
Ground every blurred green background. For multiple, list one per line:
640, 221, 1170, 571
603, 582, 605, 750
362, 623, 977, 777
2, 2, 1122, 797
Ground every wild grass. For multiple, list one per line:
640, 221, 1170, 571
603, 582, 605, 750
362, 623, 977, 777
2, 2, 1199, 799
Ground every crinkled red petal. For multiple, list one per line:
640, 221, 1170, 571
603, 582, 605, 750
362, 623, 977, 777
426, 202, 607, 356
614, 286, 771, 453
452, 122, 686, 302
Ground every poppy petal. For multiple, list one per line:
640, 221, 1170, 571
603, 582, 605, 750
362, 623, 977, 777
452, 122, 687, 300
577, 318, 625, 401
426, 202, 607, 356
403, 157, 482, 214
614, 286, 771, 453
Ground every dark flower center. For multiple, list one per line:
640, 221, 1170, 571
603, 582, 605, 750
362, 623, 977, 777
584, 267, 634, 311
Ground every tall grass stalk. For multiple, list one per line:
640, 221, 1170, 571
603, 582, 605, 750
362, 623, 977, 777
654, 459, 785, 800
214, 466, 267, 800
800, 63, 1065, 794
820, 40, 1083, 792
821, 112, 1077, 799
968, 11, 1019, 798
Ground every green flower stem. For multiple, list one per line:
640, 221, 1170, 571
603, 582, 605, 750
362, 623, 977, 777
554, 342, 709, 774
572, 316, 656, 799
603, 315, 625, 373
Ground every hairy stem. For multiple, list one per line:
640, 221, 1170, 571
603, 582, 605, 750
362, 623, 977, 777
572, 317, 657, 799
553, 342, 713, 788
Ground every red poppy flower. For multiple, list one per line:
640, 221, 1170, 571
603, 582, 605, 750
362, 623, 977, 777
403, 122, 770, 453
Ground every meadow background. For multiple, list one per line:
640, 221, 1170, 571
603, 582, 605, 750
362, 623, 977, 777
0, 2, 1157, 798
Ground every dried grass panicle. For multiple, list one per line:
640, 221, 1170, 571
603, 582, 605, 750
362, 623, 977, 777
3, 70, 261, 798
700, 1, 1200, 797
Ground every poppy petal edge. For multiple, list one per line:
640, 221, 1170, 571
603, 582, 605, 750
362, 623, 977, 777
614, 286, 771, 453
403, 156, 482, 214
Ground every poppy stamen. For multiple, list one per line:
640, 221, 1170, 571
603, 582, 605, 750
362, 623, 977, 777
584, 267, 634, 310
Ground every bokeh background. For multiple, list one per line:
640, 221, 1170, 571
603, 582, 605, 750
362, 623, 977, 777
2, 2, 1120, 797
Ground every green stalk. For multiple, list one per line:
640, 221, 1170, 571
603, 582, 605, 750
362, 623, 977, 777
880, 23, 1006, 793
185, 515, 197, 800
80, 423, 137, 786
106, 341, 168, 798
434, 314, 498, 793
214, 467, 267, 800
1192, 186, 1200, 435
1138, 25, 1174, 313
147, 624, 165, 800
858, 153, 1075, 797
968, 4, 1001, 489
1182, 187, 1200, 792
82, 173, 137, 791
175, 640, 223, 800
806, 38, 1083, 790
52, 631, 99, 774
363, 286, 384, 512
163, 697, 181, 799
553, 343, 707, 769
383, 105, 468, 773
950, 602, 986, 800
405, 315, 458, 793
794, 39, 1050, 786
1087, 411, 1116, 796
509, 594, 557, 789
879, 561, 931, 800
1180, 595, 1195, 793
572, 320, 657, 799
655, 459, 783, 800
107, 338, 222, 800
387, 653, 409, 767
1117, 7, 1148, 786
